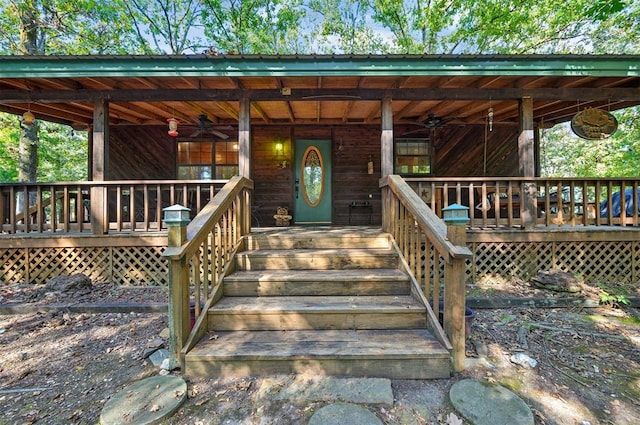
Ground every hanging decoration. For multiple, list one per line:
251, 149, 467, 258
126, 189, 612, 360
22, 110, 35, 127
167, 117, 179, 137
487, 107, 494, 132
570, 107, 617, 140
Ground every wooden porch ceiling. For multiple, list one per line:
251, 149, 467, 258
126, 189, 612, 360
1, 55, 639, 132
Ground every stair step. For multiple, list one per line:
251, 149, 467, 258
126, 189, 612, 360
185, 329, 450, 379
246, 228, 391, 250
207, 295, 427, 331
235, 248, 399, 271
223, 269, 411, 296
186, 228, 452, 380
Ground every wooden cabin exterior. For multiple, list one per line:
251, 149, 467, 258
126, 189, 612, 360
1, 54, 639, 376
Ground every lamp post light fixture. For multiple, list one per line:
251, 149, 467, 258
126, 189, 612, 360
442, 203, 470, 226
163, 204, 190, 225
163, 204, 191, 247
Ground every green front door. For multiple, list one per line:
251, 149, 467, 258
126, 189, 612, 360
294, 140, 332, 224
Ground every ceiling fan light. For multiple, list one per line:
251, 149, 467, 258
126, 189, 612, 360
167, 117, 179, 137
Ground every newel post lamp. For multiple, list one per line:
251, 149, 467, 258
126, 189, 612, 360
163, 204, 191, 371
442, 203, 470, 227
163, 204, 191, 247
441, 203, 469, 373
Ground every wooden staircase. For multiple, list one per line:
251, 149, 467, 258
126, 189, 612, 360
184, 227, 451, 379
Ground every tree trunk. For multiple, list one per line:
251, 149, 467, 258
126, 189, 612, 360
18, 122, 38, 182
16, 121, 38, 218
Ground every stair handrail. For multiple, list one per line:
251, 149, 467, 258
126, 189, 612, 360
380, 175, 472, 372
163, 176, 253, 369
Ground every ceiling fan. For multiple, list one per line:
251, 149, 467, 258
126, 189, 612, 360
187, 114, 231, 139
401, 113, 463, 137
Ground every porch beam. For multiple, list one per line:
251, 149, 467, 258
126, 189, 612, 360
3, 87, 640, 103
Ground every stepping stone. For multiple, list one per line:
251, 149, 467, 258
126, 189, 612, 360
257, 376, 393, 406
449, 379, 534, 425
309, 403, 382, 425
99, 375, 187, 425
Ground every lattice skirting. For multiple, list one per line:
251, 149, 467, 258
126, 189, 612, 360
2, 238, 638, 286
469, 240, 640, 284
0, 246, 167, 285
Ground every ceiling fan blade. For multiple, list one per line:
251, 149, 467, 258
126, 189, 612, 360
189, 129, 202, 138
401, 128, 431, 136
209, 129, 229, 139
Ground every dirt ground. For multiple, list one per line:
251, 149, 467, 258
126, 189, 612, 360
0, 277, 638, 425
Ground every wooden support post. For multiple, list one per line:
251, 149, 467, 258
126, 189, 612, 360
167, 221, 190, 370
91, 99, 109, 235
238, 96, 251, 179
381, 93, 394, 177
518, 96, 536, 229
381, 93, 394, 232
444, 223, 467, 373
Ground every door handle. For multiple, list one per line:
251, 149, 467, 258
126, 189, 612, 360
295, 178, 299, 199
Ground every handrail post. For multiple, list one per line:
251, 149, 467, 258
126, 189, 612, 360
442, 204, 469, 373
164, 205, 191, 370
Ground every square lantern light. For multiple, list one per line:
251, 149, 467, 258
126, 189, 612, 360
163, 204, 191, 226
442, 203, 470, 226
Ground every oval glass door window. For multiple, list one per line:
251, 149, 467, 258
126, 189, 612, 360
301, 146, 324, 207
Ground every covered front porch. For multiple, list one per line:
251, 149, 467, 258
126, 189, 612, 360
1, 54, 639, 375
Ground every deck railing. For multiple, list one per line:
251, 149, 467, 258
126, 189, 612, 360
161, 176, 253, 369
405, 177, 640, 228
0, 180, 228, 234
381, 175, 473, 372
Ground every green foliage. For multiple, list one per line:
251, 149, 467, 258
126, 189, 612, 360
36, 122, 88, 182
201, 0, 308, 54
1, 0, 638, 55
0, 113, 87, 183
598, 285, 631, 308
308, 0, 387, 54
540, 107, 640, 178
0, 113, 20, 182
0, 0, 139, 55
112, 0, 206, 54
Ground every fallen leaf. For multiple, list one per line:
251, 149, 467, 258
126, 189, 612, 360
150, 404, 161, 412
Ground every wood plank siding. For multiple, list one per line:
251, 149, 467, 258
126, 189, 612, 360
105, 121, 517, 229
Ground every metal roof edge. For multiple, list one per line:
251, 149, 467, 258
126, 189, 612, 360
0, 54, 638, 78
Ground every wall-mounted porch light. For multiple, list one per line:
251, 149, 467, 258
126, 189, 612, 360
167, 117, 179, 137
442, 203, 470, 226
275, 140, 288, 168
